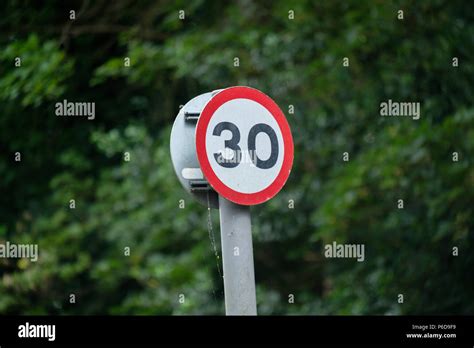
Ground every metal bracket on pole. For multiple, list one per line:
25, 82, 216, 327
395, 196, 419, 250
218, 195, 257, 315
170, 92, 219, 209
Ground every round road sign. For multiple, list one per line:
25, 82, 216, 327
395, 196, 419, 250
196, 86, 294, 205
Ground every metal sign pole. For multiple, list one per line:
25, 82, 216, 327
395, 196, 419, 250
218, 195, 257, 315
171, 87, 293, 316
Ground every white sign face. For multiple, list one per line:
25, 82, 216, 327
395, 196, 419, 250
196, 86, 294, 206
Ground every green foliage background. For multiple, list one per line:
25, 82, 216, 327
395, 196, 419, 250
0, 0, 473, 315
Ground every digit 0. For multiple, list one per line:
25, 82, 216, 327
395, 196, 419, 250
248, 123, 278, 169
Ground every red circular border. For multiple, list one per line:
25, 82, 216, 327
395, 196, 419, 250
196, 86, 294, 205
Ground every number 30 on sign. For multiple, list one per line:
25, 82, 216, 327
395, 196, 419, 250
196, 86, 294, 205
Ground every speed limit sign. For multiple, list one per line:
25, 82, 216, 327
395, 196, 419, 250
196, 86, 294, 205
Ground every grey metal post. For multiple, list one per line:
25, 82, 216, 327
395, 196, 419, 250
218, 195, 257, 315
